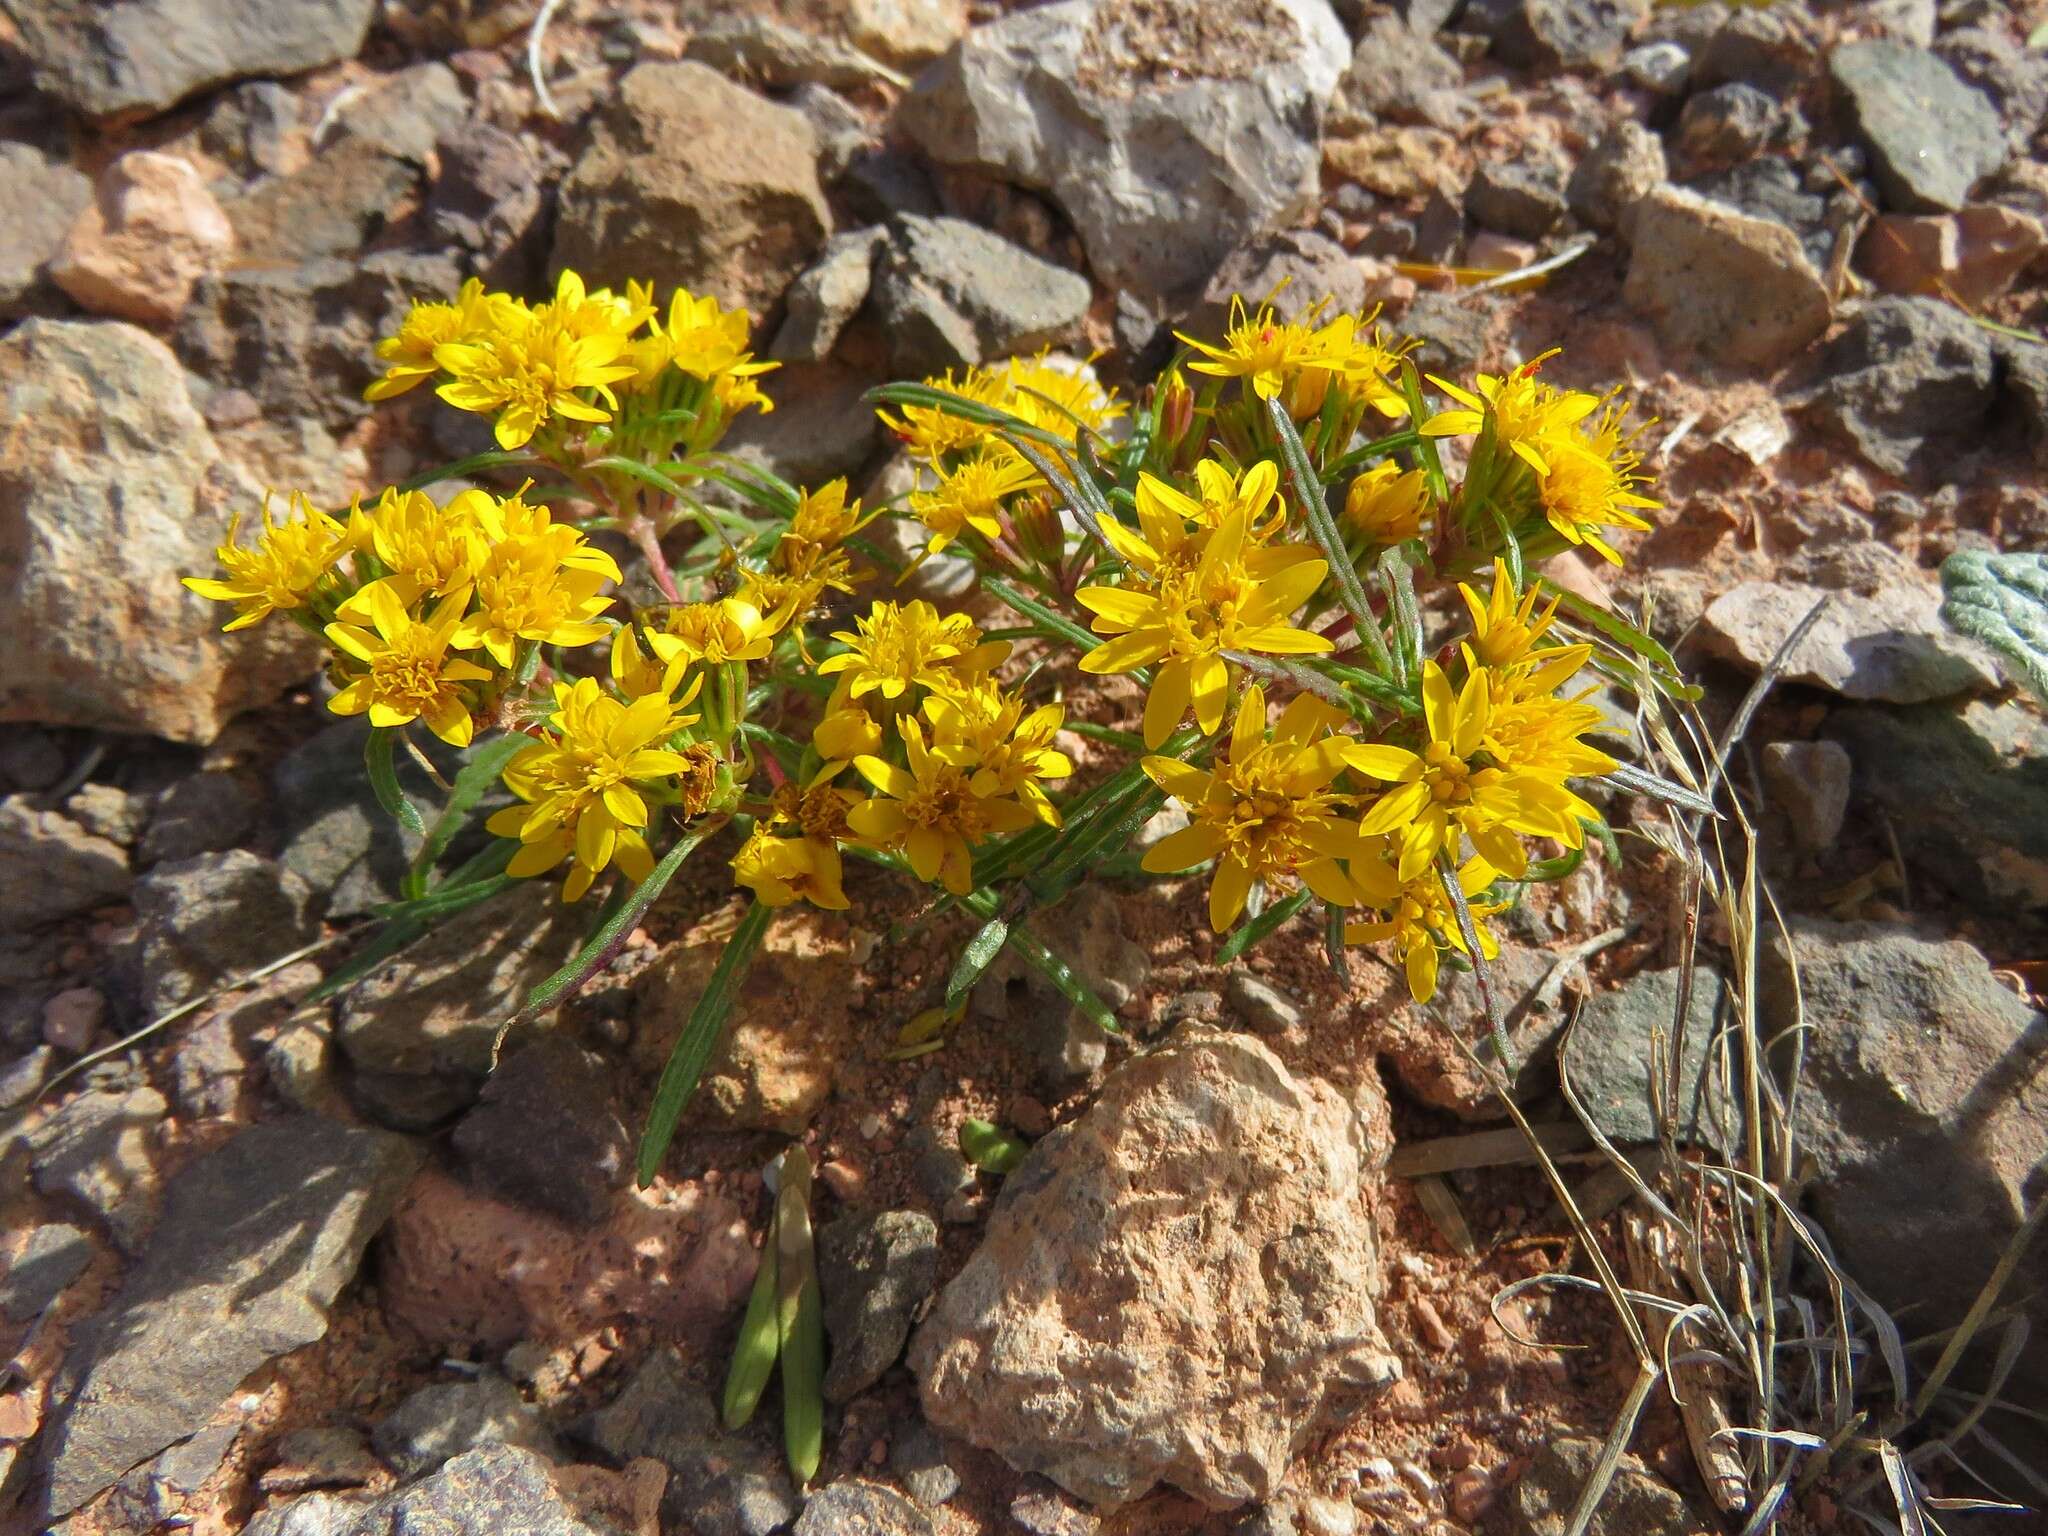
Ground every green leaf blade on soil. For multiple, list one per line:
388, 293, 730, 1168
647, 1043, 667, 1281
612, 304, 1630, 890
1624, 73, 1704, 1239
773, 1147, 824, 1485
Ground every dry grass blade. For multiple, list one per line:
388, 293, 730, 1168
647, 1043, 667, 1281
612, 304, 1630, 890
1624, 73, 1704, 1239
1388, 1123, 1592, 1177
1626, 1211, 1750, 1515
1910, 1195, 2046, 1423
1561, 1365, 1663, 1536
1412, 1173, 1478, 1257
1701, 592, 1830, 807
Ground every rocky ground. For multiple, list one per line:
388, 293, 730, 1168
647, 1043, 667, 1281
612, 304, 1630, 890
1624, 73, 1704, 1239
2, 0, 2047, 1534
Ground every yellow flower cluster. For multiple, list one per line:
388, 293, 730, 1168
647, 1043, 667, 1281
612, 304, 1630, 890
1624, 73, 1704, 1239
1175, 294, 1413, 421
365, 271, 776, 453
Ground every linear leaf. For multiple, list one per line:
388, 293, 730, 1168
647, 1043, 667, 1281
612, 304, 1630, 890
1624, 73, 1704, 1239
775, 1147, 824, 1484
722, 1227, 781, 1430
364, 727, 427, 841
1217, 887, 1313, 965
945, 917, 1011, 1010
403, 732, 529, 899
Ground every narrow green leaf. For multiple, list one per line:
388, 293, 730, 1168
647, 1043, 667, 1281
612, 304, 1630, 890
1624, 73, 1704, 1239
982, 574, 1103, 655
1217, 887, 1313, 965
722, 1227, 781, 1430
403, 732, 529, 900
364, 727, 427, 842
1007, 924, 1119, 1033
637, 897, 772, 1185
774, 1147, 824, 1485
1267, 396, 1394, 678
958, 1118, 1028, 1174
1544, 585, 1693, 695
396, 449, 541, 493
945, 917, 1011, 1010
864, 382, 1070, 451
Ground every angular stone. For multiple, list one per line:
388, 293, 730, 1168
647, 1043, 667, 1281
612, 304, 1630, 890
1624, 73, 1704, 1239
0, 798, 131, 933
273, 719, 408, 918
1623, 184, 1830, 370
841, 0, 969, 69
1182, 229, 1367, 345
1331, 14, 1466, 129
1760, 740, 1852, 852
871, 214, 1092, 376
771, 228, 885, 363
899, 0, 1349, 314
1830, 41, 2006, 214
0, 319, 317, 743
555, 61, 830, 314
1, 0, 376, 119
28, 1086, 168, 1250
818, 1209, 941, 1403
260, 1425, 383, 1493
911, 1029, 1398, 1509
37, 1117, 421, 1520
1561, 967, 1730, 1149
1858, 206, 2048, 307
452, 1037, 631, 1227
1511, 1436, 1710, 1536
1699, 579, 2001, 704
324, 60, 467, 166
1675, 82, 1779, 165
1461, 0, 1649, 71
1467, 157, 1569, 240
1566, 120, 1666, 237
372, 1373, 563, 1481
686, 15, 893, 91
129, 850, 320, 1020
795, 1481, 934, 1536
0, 140, 93, 319
426, 124, 549, 288
225, 138, 419, 264
52, 150, 234, 325
0, 1223, 93, 1323
1802, 296, 1997, 477
244, 1445, 626, 1536
140, 772, 256, 865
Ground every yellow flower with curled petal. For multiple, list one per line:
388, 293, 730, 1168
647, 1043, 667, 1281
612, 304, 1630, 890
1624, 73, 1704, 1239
1458, 559, 1561, 670
908, 451, 1040, 560
924, 687, 1072, 824
877, 365, 1006, 460
1534, 402, 1659, 565
1173, 295, 1354, 402
349, 486, 487, 604
452, 493, 622, 667
486, 675, 701, 901
1139, 685, 1369, 930
1342, 461, 1430, 546
184, 492, 353, 630
1483, 648, 1619, 792
732, 829, 849, 910
434, 276, 639, 450
1417, 350, 1598, 477
998, 352, 1126, 442
364, 278, 523, 402
813, 690, 883, 766
1076, 507, 1333, 749
611, 621, 689, 701
818, 600, 1007, 703
324, 584, 493, 747
1344, 840, 1503, 1004
848, 716, 1038, 895
659, 287, 771, 384
651, 598, 776, 667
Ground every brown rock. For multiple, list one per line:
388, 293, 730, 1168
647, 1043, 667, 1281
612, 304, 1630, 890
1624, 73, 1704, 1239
633, 908, 860, 1136
1623, 185, 1831, 370
378, 1166, 755, 1351
910, 1029, 1399, 1510
1323, 127, 1462, 201
1510, 1436, 1710, 1536
51, 152, 234, 325
1859, 205, 2047, 306
554, 61, 831, 314
839, 0, 968, 68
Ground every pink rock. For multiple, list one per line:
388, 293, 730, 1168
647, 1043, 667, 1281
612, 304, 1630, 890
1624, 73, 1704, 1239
1860, 206, 2047, 306
379, 1166, 755, 1351
52, 151, 234, 325
41, 986, 106, 1053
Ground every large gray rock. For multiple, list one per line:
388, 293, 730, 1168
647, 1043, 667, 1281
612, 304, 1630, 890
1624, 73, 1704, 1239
1801, 297, 1997, 478
1827, 699, 2048, 914
0, 0, 376, 119
554, 61, 831, 314
371, 1373, 563, 1481
1765, 920, 2048, 1390
1511, 1436, 1710, 1536
0, 141, 92, 318
452, 1037, 631, 1227
898, 0, 1349, 314
872, 215, 1092, 375
0, 320, 317, 743
911, 1029, 1398, 1510
1461, 0, 1650, 70
128, 850, 321, 1020
224, 138, 420, 264
27, 1086, 168, 1251
818, 1209, 941, 1403
0, 1222, 93, 1323
1699, 579, 2001, 704
0, 797, 131, 933
1830, 41, 2006, 214
243, 1445, 623, 1536
1331, 13, 1466, 128
1623, 185, 1830, 370
771, 228, 886, 363
1561, 967, 1730, 1150
37, 1117, 422, 1520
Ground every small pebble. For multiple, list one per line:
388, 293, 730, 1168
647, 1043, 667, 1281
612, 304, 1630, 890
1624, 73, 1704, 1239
1448, 1467, 1494, 1525
818, 1159, 865, 1201
41, 987, 106, 1054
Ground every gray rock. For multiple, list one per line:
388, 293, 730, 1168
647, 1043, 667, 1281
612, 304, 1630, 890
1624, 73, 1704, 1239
27, 1087, 168, 1250
686, 14, 893, 91
0, 798, 131, 933
1760, 740, 1852, 852
0, 1222, 93, 1322
1830, 41, 2005, 214
261, 1425, 382, 1493
140, 772, 256, 865
129, 850, 320, 1020
872, 214, 1091, 376
372, 1373, 563, 1481
199, 80, 299, 177
169, 1012, 246, 1121
1700, 579, 2001, 705
889, 1423, 960, 1507
1676, 82, 1779, 164
336, 880, 583, 1129
972, 885, 1142, 1095
1939, 24, 2048, 155
274, 720, 409, 919
724, 362, 885, 491
1010, 1483, 1101, 1535
1693, 7, 1815, 95
1999, 333, 2048, 472
1224, 973, 1303, 1033
1399, 291, 1498, 372
772, 227, 884, 363
1561, 968, 1731, 1150
452, 1038, 630, 1227
1766, 920, 2048, 1393
1623, 184, 1830, 369
325, 61, 466, 166
898, 0, 1349, 314
1827, 699, 2048, 913
225, 138, 420, 263
1332, 15, 1467, 128
906, 1127, 976, 1208
64, 783, 148, 848
1182, 229, 1366, 345
426, 124, 549, 288
792, 82, 874, 187
1466, 158, 1569, 240
0, 0, 376, 119
554, 61, 831, 314
1802, 297, 1997, 477
37, 1116, 422, 1520
0, 728, 67, 791
0, 1043, 54, 1110
1460, 0, 1649, 70
1619, 40, 1689, 95
1687, 157, 1830, 271
1511, 1435, 1709, 1536
795, 1481, 934, 1536
819, 1209, 941, 1403
0, 140, 92, 318
0, 320, 318, 744
1566, 119, 1666, 236
244, 1445, 619, 1536
573, 1347, 799, 1536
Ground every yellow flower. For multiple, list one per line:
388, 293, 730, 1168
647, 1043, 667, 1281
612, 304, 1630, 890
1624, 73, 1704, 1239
349, 486, 487, 603
731, 830, 848, 910
324, 584, 493, 746
1417, 350, 1598, 477
652, 598, 776, 666
1316, 309, 1415, 418
1342, 461, 1430, 546
658, 287, 774, 386
1076, 508, 1332, 749
1134, 459, 1286, 543
1139, 686, 1368, 930
364, 278, 521, 401
908, 451, 1039, 559
785, 478, 870, 551
818, 599, 1007, 703
1458, 559, 1561, 670
452, 493, 622, 667
1482, 647, 1619, 792
611, 621, 690, 701
1533, 402, 1659, 565
486, 676, 698, 901
813, 693, 884, 764
1173, 295, 1354, 402
435, 279, 638, 449
998, 353, 1126, 442
925, 687, 1072, 823
848, 716, 1037, 895
877, 365, 1007, 460
1344, 842, 1502, 1004
184, 492, 352, 630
